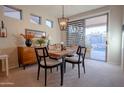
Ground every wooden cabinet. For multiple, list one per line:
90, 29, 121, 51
18, 47, 36, 69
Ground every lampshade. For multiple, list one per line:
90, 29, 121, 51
58, 5, 68, 31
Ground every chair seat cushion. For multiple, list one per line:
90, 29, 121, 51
65, 54, 82, 63
40, 58, 62, 66
66, 54, 74, 57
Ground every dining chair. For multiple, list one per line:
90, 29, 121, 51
48, 44, 61, 72
48, 44, 60, 59
65, 46, 87, 78
35, 47, 64, 86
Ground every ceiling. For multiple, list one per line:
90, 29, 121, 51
57, 5, 105, 17
15, 5, 105, 18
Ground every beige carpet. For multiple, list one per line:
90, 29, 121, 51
0, 59, 124, 87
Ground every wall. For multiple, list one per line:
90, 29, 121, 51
63, 6, 123, 65
0, 5, 61, 69
121, 6, 124, 70
108, 6, 122, 65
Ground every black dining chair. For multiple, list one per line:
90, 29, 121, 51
35, 47, 64, 86
65, 46, 87, 78
47, 44, 61, 72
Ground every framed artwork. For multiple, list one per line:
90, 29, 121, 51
0, 21, 7, 38
25, 29, 46, 38
0, 28, 7, 38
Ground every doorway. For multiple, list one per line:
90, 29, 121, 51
85, 14, 108, 61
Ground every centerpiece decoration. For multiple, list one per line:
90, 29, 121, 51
35, 36, 46, 46
20, 33, 34, 47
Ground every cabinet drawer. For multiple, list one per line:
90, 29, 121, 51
23, 60, 36, 64
23, 57, 36, 64
18, 47, 36, 66
23, 48, 35, 53
23, 53, 35, 58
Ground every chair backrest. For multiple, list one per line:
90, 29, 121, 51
55, 43, 61, 50
35, 47, 49, 66
48, 44, 56, 50
76, 46, 87, 62
48, 44, 61, 51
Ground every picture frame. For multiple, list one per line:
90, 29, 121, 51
25, 29, 46, 38
0, 27, 7, 38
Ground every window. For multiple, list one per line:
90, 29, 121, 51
45, 19, 53, 28
3, 5, 22, 20
30, 14, 41, 24
67, 20, 85, 46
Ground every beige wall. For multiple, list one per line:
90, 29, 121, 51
63, 6, 123, 65
108, 6, 122, 65
121, 6, 124, 70
0, 5, 61, 68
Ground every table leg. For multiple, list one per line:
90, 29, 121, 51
5, 57, 9, 76
1, 59, 5, 72
62, 56, 66, 73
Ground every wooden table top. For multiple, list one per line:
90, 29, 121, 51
48, 47, 76, 57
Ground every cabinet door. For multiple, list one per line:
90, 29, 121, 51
22, 47, 36, 64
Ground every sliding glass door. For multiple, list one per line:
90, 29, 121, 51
67, 14, 108, 61
85, 14, 108, 61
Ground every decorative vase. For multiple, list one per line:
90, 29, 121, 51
25, 39, 32, 47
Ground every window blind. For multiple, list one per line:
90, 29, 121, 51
67, 19, 85, 46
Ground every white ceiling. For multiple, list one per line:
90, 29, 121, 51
15, 5, 105, 18
59, 5, 105, 17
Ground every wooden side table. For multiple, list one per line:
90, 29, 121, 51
0, 55, 9, 76
18, 47, 36, 69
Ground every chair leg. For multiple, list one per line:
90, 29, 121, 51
78, 63, 80, 78
23, 65, 25, 70
72, 64, 75, 69
60, 64, 63, 86
45, 68, 47, 86
37, 65, 40, 80
64, 62, 66, 73
62, 56, 66, 73
19, 63, 21, 68
50, 68, 52, 73
82, 61, 85, 74
56, 66, 58, 71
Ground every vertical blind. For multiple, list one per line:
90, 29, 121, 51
67, 19, 85, 46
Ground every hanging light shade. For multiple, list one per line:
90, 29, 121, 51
58, 5, 68, 31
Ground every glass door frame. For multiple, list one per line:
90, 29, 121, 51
84, 13, 109, 62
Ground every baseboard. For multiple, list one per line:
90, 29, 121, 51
107, 61, 121, 65
9, 65, 19, 70
86, 58, 121, 66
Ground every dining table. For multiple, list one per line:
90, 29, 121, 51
48, 46, 77, 72
48, 46, 76, 58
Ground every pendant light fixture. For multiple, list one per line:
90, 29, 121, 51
58, 5, 68, 31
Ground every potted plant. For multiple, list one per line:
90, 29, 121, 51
20, 33, 34, 47
35, 36, 46, 46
